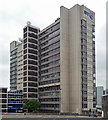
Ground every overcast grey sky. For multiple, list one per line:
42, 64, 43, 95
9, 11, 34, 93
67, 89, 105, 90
0, 0, 106, 89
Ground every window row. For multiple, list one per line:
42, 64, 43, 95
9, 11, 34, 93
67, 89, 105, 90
23, 88, 37, 92
40, 72, 60, 80
39, 35, 60, 48
40, 41, 60, 53
40, 66, 60, 74
23, 43, 38, 49
40, 98, 60, 102
39, 23, 60, 38
40, 104, 59, 108
24, 49, 37, 55
28, 26, 38, 33
40, 60, 60, 69
23, 76, 37, 82
24, 65, 38, 71
24, 54, 38, 60
28, 33, 38, 39
39, 79, 60, 86
23, 82, 37, 87
23, 71, 37, 76
23, 93, 37, 98
40, 47, 60, 59
40, 53, 60, 63
39, 85, 60, 92
39, 91, 60, 97
24, 60, 38, 66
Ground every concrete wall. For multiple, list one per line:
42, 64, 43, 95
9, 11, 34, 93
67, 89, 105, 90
60, 5, 82, 114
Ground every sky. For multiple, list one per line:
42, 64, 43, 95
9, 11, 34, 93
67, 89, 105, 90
0, 0, 107, 89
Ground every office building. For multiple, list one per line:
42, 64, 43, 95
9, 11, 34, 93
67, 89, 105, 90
8, 91, 23, 113
96, 86, 104, 107
10, 4, 96, 114
0, 88, 8, 113
23, 24, 39, 99
102, 94, 108, 118
39, 4, 96, 114
10, 41, 23, 91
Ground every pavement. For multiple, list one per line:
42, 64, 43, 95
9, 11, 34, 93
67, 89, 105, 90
1, 114, 106, 120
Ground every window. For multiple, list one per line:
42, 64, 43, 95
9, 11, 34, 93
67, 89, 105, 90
82, 104, 87, 108
23, 94, 27, 98
24, 44, 27, 49
24, 49, 27, 54
81, 32, 87, 39
28, 77, 37, 82
28, 49, 37, 55
2, 99, 6, 103
23, 82, 27, 87
28, 66, 37, 71
24, 60, 27, 65
24, 27, 27, 33
28, 71, 37, 76
24, 77, 27, 81
81, 26, 86, 33
2, 89, 7, 93
2, 94, 7, 98
28, 39, 38, 44
81, 19, 87, 26
28, 88, 37, 92
24, 39, 27, 44
28, 60, 37, 65
28, 82, 37, 87
28, 93, 37, 98
24, 33, 27, 38
28, 43, 37, 49
23, 71, 27, 76
92, 25, 95, 32
28, 54, 37, 60
28, 33, 38, 39
24, 55, 27, 59
24, 88, 27, 92
2, 104, 6, 108
28, 27, 38, 33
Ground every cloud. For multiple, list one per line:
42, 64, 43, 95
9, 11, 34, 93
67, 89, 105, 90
0, 0, 107, 89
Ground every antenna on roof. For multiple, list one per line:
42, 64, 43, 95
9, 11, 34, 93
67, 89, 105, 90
27, 21, 31, 26
19, 38, 23, 43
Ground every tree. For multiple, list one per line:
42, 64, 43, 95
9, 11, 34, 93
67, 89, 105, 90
23, 99, 39, 113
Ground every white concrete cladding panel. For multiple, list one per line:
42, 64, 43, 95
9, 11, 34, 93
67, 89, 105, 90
10, 41, 20, 52
60, 4, 82, 114
68, 5, 82, 114
60, 6, 70, 113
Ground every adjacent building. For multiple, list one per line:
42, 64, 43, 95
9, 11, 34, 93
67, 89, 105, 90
10, 41, 23, 91
23, 24, 39, 99
106, 1, 108, 95
10, 4, 96, 114
96, 86, 104, 107
102, 94, 108, 118
8, 91, 23, 113
0, 88, 8, 113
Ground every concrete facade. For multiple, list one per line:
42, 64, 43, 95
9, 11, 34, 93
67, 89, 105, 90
9, 4, 96, 114
60, 4, 96, 114
10, 41, 23, 91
